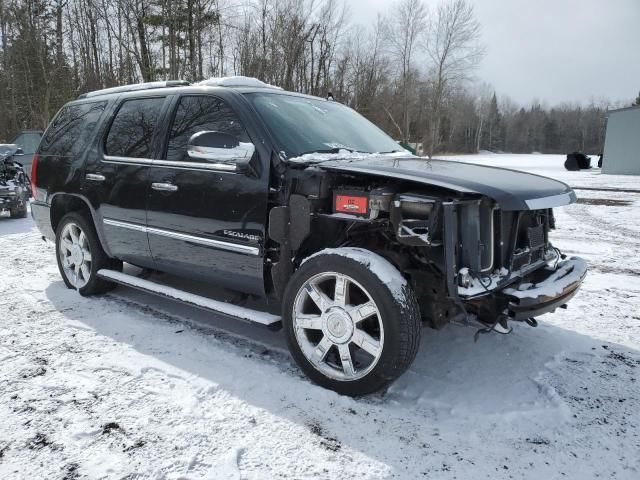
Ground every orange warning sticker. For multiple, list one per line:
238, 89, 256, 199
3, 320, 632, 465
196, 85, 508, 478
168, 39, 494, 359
334, 195, 368, 215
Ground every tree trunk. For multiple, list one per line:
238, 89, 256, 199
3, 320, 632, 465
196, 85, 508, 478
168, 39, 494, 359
136, 16, 153, 81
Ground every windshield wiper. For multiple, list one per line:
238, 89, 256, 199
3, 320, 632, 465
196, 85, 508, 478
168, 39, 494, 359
296, 147, 355, 156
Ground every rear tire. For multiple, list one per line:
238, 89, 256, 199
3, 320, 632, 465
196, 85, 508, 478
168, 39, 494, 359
9, 202, 27, 218
283, 247, 421, 396
55, 212, 121, 296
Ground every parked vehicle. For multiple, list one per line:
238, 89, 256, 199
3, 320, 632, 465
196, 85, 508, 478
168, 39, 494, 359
11, 130, 42, 172
30, 77, 587, 395
564, 151, 591, 171
0, 144, 30, 218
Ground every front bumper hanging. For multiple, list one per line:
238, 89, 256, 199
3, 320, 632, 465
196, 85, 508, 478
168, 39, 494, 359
503, 257, 588, 320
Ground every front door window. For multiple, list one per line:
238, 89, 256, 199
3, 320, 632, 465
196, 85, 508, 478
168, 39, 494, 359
165, 95, 250, 166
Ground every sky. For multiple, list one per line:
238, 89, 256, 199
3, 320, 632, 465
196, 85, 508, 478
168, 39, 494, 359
348, 0, 640, 106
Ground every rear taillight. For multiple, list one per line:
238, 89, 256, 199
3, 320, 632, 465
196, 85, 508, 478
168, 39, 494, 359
30, 154, 39, 195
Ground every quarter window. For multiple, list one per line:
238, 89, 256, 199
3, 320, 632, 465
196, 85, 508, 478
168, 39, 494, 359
105, 98, 164, 158
40, 102, 106, 157
166, 96, 249, 162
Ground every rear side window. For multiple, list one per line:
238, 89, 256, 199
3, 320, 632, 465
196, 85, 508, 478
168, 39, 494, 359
105, 97, 164, 158
40, 102, 106, 157
165, 95, 249, 162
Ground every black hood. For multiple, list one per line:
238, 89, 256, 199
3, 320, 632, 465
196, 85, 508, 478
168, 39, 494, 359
316, 156, 576, 211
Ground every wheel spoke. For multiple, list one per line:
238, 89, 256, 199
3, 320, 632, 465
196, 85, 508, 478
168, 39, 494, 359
333, 274, 348, 306
79, 231, 87, 248
82, 249, 92, 262
305, 283, 331, 312
338, 344, 355, 377
61, 238, 73, 253
349, 302, 378, 323
80, 263, 91, 281
313, 336, 333, 362
71, 268, 80, 287
69, 225, 80, 244
351, 329, 382, 358
296, 314, 323, 330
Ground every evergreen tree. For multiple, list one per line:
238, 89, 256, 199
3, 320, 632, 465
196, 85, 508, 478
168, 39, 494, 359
635, 90, 640, 106
486, 92, 501, 151
543, 115, 561, 152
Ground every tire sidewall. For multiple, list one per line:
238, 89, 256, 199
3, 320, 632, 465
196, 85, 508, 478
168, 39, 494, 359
283, 250, 419, 396
55, 212, 107, 295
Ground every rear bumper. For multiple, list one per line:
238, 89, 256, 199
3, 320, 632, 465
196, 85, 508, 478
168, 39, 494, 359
0, 195, 18, 208
503, 257, 587, 320
31, 202, 55, 241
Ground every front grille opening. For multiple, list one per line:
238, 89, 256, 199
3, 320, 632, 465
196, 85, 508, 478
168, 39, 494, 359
528, 224, 545, 248
508, 210, 550, 272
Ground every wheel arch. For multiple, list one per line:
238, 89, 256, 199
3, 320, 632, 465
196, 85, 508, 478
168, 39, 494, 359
296, 218, 406, 271
49, 193, 112, 257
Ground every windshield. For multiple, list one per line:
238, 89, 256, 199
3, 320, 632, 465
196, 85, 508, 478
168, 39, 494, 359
247, 93, 403, 158
0, 144, 18, 157
12, 132, 41, 154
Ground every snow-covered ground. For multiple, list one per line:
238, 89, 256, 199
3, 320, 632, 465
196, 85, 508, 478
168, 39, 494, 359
1, 154, 639, 479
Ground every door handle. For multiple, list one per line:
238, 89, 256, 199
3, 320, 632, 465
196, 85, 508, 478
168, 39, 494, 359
152, 182, 178, 192
85, 173, 106, 182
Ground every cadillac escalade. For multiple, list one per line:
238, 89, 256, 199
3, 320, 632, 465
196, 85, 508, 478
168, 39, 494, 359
30, 77, 587, 395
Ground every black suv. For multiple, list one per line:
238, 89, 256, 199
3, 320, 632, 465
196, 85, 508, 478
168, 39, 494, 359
31, 78, 587, 395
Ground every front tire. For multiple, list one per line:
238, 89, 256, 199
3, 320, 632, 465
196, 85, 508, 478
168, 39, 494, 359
283, 247, 421, 396
55, 212, 120, 296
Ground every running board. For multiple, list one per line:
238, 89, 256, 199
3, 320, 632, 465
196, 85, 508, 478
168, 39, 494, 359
97, 269, 282, 330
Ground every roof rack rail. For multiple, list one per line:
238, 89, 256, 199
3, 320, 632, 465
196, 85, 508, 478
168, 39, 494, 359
196, 76, 282, 90
78, 80, 190, 99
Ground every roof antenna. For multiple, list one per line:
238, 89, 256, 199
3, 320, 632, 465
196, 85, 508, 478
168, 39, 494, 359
326, 92, 334, 101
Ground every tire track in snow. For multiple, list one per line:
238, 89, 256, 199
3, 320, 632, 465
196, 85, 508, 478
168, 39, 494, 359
565, 204, 640, 241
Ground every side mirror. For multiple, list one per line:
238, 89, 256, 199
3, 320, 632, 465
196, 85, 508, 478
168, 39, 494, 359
15, 148, 24, 156
187, 131, 255, 173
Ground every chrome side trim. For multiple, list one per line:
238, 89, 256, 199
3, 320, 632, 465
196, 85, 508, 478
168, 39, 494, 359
102, 155, 236, 172
103, 218, 147, 233
146, 226, 259, 255
102, 218, 260, 256
153, 159, 237, 172
525, 191, 576, 210
102, 155, 155, 166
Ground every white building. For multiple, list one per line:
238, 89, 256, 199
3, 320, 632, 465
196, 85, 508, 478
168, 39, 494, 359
602, 105, 640, 175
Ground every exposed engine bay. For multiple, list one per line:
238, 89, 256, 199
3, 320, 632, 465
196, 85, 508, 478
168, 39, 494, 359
0, 144, 31, 218
267, 165, 586, 332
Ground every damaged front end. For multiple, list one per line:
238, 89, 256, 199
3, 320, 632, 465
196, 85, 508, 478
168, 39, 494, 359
280, 160, 586, 333
0, 148, 30, 214
343, 187, 587, 330
445, 202, 587, 330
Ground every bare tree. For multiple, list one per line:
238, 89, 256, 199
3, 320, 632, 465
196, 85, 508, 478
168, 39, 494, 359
424, 0, 484, 157
383, 0, 427, 144
0, 0, 613, 154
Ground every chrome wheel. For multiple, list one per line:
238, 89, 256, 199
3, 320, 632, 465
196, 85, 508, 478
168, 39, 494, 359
292, 272, 384, 381
58, 222, 92, 289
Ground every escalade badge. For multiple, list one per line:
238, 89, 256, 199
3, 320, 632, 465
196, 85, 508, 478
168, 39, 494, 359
222, 230, 261, 242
